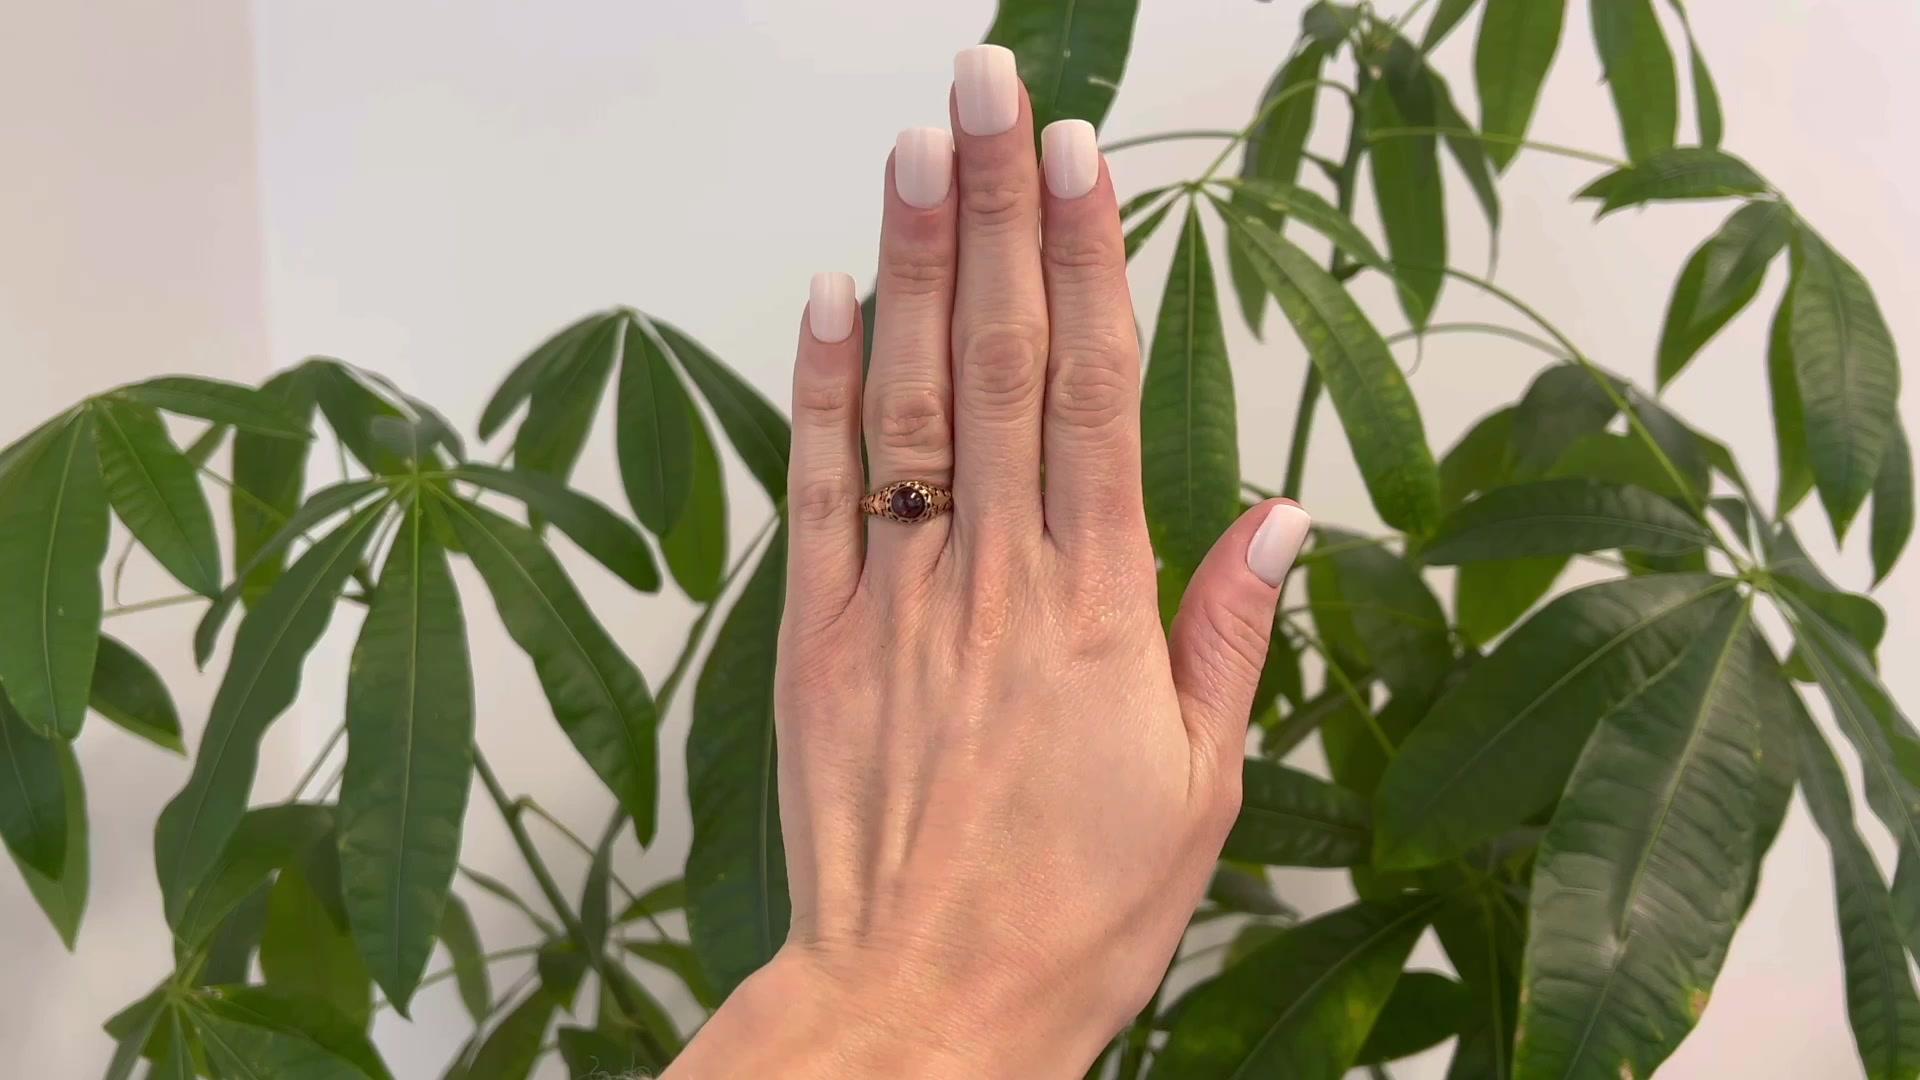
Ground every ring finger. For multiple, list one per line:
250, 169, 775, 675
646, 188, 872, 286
863, 126, 959, 567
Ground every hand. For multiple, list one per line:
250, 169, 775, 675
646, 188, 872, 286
668, 45, 1311, 1079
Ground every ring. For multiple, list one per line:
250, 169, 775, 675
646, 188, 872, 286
861, 479, 953, 524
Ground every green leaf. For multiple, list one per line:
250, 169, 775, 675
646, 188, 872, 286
514, 315, 618, 484
119, 376, 310, 440
1420, 479, 1712, 563
338, 499, 474, 1013
1125, 197, 1178, 261
687, 525, 790, 998
1423, 0, 1481, 50
434, 495, 658, 841
1230, 178, 1389, 273
103, 987, 170, 1080
618, 877, 688, 925
438, 896, 491, 1026
659, 410, 729, 601
1474, 0, 1567, 170
233, 368, 321, 605
260, 863, 375, 1028
1455, 555, 1566, 647
1436, 892, 1525, 1080
201, 885, 272, 986
458, 989, 554, 1080
1589, 0, 1678, 161
452, 464, 661, 593
194, 479, 390, 668
1149, 898, 1437, 1079
1509, 365, 1618, 479
984, 0, 1140, 133
1440, 407, 1515, 508
1576, 148, 1768, 216
1793, 703, 1920, 1079
1425, 67, 1503, 259
1789, 226, 1902, 539
173, 803, 336, 954
1666, 0, 1723, 147
1142, 205, 1240, 590
155, 502, 388, 925
1356, 971, 1473, 1065
1515, 602, 1762, 1080
580, 825, 618, 954
654, 318, 791, 504
0, 409, 110, 737
1230, 41, 1329, 335
1220, 210, 1441, 534
1311, 529, 1451, 698
85, 634, 185, 753
1873, 423, 1914, 585
306, 360, 417, 477
557, 1026, 652, 1079
18, 740, 87, 948
598, 962, 684, 1061
615, 315, 696, 535
91, 399, 222, 597
480, 312, 610, 441
189, 985, 393, 1080
1375, 573, 1739, 869
1366, 61, 1445, 329
625, 939, 721, 1009
2, 679, 69, 876
1298, 2, 1358, 45
1768, 300, 1815, 515
1655, 201, 1793, 387
1221, 759, 1371, 867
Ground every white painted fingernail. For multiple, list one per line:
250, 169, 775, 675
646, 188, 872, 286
1042, 119, 1100, 199
894, 127, 954, 209
954, 45, 1019, 136
1247, 503, 1312, 587
808, 272, 857, 343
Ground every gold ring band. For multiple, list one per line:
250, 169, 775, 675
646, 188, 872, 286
861, 480, 953, 524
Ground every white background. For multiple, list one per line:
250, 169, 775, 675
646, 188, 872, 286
3, 1, 1918, 1076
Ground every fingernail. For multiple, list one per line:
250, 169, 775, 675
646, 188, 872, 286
808, 272, 857, 343
954, 44, 1019, 136
1042, 119, 1100, 199
1247, 503, 1312, 588
894, 127, 954, 209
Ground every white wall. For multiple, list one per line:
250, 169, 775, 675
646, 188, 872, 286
5, 1, 1918, 1076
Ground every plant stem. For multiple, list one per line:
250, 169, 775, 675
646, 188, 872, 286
474, 750, 649, 1022
372, 943, 545, 1014
103, 593, 205, 618
290, 722, 346, 800
1366, 126, 1627, 169
1101, 129, 1242, 154
1197, 78, 1357, 186
1383, 321, 1569, 361
1281, 66, 1373, 502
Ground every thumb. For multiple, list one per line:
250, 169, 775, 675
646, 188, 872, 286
1168, 499, 1312, 769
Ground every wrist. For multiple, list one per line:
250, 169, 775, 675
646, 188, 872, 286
667, 945, 1116, 1079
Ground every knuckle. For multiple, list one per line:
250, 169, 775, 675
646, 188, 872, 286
880, 232, 954, 298
1185, 598, 1271, 684
960, 174, 1036, 230
790, 474, 859, 527
1044, 229, 1126, 285
867, 381, 951, 458
959, 323, 1046, 409
792, 371, 858, 425
1047, 347, 1137, 432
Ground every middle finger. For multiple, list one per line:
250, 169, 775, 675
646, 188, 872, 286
949, 44, 1049, 540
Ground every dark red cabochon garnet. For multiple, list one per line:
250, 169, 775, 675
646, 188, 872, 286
889, 486, 928, 520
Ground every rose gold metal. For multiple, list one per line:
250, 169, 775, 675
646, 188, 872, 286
860, 479, 954, 524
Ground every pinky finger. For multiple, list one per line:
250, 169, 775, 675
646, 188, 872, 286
785, 272, 867, 622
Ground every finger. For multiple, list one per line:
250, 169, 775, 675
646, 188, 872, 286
786, 271, 866, 621
1169, 501, 1312, 775
1036, 120, 1144, 551
949, 44, 1048, 535
865, 128, 958, 564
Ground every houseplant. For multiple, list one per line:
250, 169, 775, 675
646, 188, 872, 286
0, 0, 1912, 1077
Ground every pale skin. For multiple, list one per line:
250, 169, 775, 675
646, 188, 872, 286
664, 46, 1312, 1079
